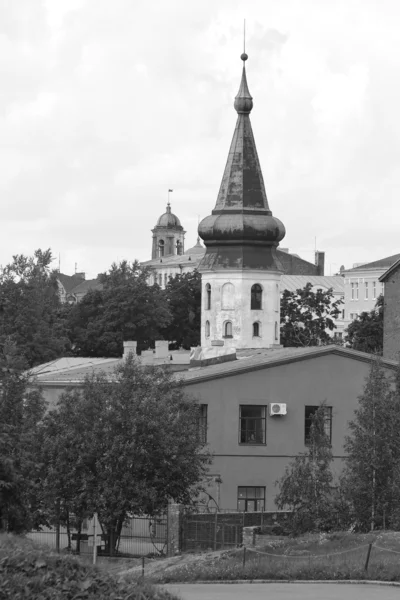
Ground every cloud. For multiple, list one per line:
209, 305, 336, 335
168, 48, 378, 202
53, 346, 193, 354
0, 0, 400, 277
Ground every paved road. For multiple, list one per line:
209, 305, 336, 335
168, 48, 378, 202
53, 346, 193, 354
162, 582, 400, 600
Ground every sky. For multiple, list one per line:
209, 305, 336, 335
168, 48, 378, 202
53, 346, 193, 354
1, 0, 400, 279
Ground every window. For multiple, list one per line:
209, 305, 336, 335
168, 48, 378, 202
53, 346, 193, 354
239, 405, 266, 444
365, 282, 368, 300
205, 284, 211, 310
342, 309, 345, 320
205, 320, 210, 338
304, 406, 332, 445
158, 240, 165, 257
198, 404, 208, 443
221, 282, 234, 309
237, 487, 265, 512
158, 274, 162, 286
355, 282, 359, 300
275, 321, 279, 341
351, 282, 354, 300
223, 321, 233, 338
164, 273, 167, 287
373, 281, 376, 299
252, 322, 260, 337
176, 240, 182, 255
334, 332, 343, 340
251, 284, 262, 310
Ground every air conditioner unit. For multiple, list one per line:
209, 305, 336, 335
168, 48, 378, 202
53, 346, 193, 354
269, 403, 287, 416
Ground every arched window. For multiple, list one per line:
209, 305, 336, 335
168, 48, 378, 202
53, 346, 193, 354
158, 239, 165, 257
158, 274, 162, 286
275, 321, 279, 341
205, 320, 210, 338
251, 284, 262, 310
176, 240, 182, 255
253, 322, 260, 337
223, 321, 233, 338
221, 282, 235, 309
205, 283, 211, 310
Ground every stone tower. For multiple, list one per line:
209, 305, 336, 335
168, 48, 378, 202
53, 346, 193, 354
198, 53, 286, 350
151, 203, 186, 259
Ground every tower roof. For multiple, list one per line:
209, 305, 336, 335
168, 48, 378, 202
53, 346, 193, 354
155, 203, 183, 229
198, 53, 285, 271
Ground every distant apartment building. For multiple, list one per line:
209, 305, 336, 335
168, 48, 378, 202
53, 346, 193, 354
342, 253, 400, 331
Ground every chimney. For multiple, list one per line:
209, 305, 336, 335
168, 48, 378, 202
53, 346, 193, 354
315, 251, 325, 276
75, 272, 85, 280
123, 341, 137, 359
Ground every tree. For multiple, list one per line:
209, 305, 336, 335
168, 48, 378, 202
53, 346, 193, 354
275, 404, 335, 533
345, 295, 383, 354
0, 249, 70, 367
0, 340, 46, 532
342, 358, 400, 531
161, 271, 201, 349
280, 283, 342, 347
66, 261, 172, 357
41, 356, 212, 553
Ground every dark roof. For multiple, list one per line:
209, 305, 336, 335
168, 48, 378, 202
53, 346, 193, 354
379, 258, 400, 282
57, 273, 85, 293
178, 345, 398, 385
345, 253, 400, 273
70, 278, 103, 295
30, 346, 397, 387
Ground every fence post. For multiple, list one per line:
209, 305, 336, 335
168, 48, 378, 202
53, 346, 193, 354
167, 503, 182, 557
364, 543, 373, 572
93, 513, 97, 566
55, 500, 61, 554
221, 523, 225, 550
214, 511, 218, 551
243, 546, 246, 567
141, 556, 145, 578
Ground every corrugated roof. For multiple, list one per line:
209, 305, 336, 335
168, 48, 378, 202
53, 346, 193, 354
345, 253, 400, 273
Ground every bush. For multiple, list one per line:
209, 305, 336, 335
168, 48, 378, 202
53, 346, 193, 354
0, 534, 178, 599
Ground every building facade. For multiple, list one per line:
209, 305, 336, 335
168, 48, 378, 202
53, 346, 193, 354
380, 258, 400, 361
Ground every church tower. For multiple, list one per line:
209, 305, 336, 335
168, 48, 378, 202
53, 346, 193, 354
198, 52, 286, 350
151, 203, 186, 259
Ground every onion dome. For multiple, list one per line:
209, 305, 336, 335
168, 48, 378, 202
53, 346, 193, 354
156, 203, 183, 229
198, 53, 285, 271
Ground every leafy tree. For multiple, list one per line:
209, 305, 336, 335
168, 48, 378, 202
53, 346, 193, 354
345, 295, 383, 354
161, 271, 201, 349
275, 404, 335, 532
66, 261, 172, 357
41, 356, 212, 553
280, 283, 343, 347
0, 249, 70, 367
0, 340, 46, 532
342, 358, 400, 531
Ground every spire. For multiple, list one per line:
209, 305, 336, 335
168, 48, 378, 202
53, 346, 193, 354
198, 51, 285, 271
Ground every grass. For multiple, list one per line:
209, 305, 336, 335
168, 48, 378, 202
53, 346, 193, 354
0, 533, 179, 599
133, 531, 400, 584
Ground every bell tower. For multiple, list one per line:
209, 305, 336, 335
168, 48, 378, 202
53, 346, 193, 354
151, 202, 186, 259
198, 52, 286, 350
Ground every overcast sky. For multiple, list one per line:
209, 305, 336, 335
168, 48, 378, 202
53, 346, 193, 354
1, 0, 400, 278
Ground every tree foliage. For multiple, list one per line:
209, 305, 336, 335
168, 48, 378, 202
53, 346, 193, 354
275, 404, 335, 533
40, 356, 211, 552
345, 295, 383, 354
280, 283, 342, 347
0, 341, 46, 532
161, 271, 201, 349
0, 249, 69, 367
342, 359, 400, 531
66, 261, 172, 357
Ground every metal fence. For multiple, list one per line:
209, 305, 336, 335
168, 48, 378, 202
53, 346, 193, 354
27, 515, 167, 558
181, 508, 290, 552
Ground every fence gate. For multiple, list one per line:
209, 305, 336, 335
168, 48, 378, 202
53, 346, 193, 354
181, 512, 242, 552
